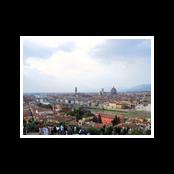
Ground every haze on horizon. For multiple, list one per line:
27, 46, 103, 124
22, 36, 151, 93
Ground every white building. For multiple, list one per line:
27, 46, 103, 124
65, 100, 69, 104
79, 101, 84, 105
135, 104, 151, 112
70, 100, 75, 104
75, 100, 79, 104
40, 101, 51, 105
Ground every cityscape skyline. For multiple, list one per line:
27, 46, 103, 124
23, 83, 151, 93
22, 36, 151, 93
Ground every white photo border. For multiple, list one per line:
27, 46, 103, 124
20, 36, 154, 138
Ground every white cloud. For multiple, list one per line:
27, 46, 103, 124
23, 36, 71, 48
23, 37, 151, 92
22, 36, 105, 51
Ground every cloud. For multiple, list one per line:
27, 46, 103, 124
23, 36, 71, 48
22, 36, 105, 60
23, 41, 56, 59
22, 37, 151, 92
90, 39, 151, 62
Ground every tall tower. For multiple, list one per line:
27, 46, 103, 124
75, 87, 77, 95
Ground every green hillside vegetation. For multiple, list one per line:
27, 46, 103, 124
88, 107, 150, 118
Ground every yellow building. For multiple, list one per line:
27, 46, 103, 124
108, 102, 117, 110
106, 102, 130, 110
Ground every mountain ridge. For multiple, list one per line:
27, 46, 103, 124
119, 84, 151, 92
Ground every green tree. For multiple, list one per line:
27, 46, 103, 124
87, 127, 100, 135
48, 104, 52, 110
26, 121, 35, 132
100, 127, 105, 135
98, 115, 102, 123
105, 126, 113, 135
75, 113, 82, 121
23, 119, 27, 127
93, 115, 98, 122
112, 115, 120, 126
130, 129, 144, 135
67, 107, 94, 119
66, 111, 75, 116
144, 129, 151, 135
83, 110, 92, 117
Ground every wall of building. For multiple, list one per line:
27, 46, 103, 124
101, 116, 113, 125
135, 104, 151, 112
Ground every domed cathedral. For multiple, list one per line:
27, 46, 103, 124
110, 86, 117, 95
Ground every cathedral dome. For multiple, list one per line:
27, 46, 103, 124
111, 86, 117, 94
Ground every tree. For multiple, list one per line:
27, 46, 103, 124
144, 129, 151, 135
83, 110, 93, 117
23, 119, 27, 127
100, 127, 105, 135
87, 127, 100, 135
66, 111, 75, 116
66, 107, 94, 120
112, 115, 120, 126
130, 128, 144, 135
26, 121, 36, 132
98, 115, 102, 123
93, 115, 98, 122
76, 113, 82, 121
48, 104, 52, 110
105, 126, 113, 135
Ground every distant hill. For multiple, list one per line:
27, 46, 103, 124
119, 84, 151, 92
126, 84, 151, 92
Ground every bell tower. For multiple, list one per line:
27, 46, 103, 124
75, 87, 78, 97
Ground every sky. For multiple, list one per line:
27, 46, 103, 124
22, 36, 151, 93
